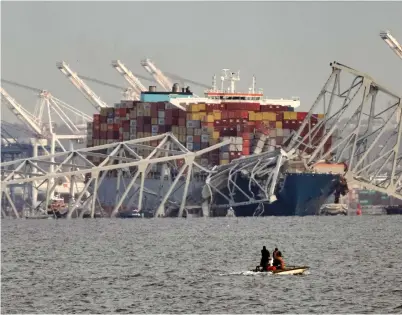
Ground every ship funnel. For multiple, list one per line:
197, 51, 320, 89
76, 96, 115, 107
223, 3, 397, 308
172, 83, 180, 93
149, 86, 156, 92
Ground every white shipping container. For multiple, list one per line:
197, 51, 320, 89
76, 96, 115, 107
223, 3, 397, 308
235, 137, 243, 145
283, 129, 291, 137
186, 142, 194, 151
254, 147, 262, 154
229, 144, 236, 151
270, 129, 277, 137
158, 118, 165, 125
257, 140, 265, 149
130, 120, 137, 126
236, 144, 243, 151
130, 134, 136, 140
201, 134, 209, 143
158, 111, 165, 118
276, 128, 284, 137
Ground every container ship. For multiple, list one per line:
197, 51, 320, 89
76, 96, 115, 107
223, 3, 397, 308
86, 70, 345, 217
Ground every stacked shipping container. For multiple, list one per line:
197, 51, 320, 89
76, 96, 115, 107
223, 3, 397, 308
87, 100, 331, 168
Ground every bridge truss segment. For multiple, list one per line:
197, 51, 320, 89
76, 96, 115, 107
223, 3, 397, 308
286, 61, 402, 199
1, 133, 231, 218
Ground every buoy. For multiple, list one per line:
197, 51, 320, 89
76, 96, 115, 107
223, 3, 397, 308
356, 204, 362, 216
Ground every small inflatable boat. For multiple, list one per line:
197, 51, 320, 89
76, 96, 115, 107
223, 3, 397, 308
250, 266, 309, 275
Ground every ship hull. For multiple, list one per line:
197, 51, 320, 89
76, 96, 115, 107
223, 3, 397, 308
213, 172, 341, 216
384, 206, 402, 215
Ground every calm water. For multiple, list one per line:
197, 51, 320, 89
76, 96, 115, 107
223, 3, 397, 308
1, 216, 402, 314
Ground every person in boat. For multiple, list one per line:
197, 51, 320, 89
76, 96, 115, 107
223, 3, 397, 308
260, 246, 270, 271
273, 251, 285, 270
272, 247, 279, 259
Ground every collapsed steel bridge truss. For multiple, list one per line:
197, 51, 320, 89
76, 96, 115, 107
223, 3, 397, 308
286, 61, 401, 199
1, 133, 231, 218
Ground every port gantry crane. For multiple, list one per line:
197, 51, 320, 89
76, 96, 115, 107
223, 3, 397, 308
380, 30, 402, 60
1, 82, 89, 217
111, 60, 147, 98
140, 58, 174, 92
56, 61, 110, 111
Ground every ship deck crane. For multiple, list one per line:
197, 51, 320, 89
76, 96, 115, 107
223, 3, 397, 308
56, 61, 110, 111
111, 60, 147, 95
140, 58, 173, 91
380, 30, 402, 60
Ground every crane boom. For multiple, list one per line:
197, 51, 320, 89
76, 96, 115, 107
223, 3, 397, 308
112, 60, 147, 94
140, 58, 173, 91
78, 74, 137, 100
0, 87, 44, 137
380, 30, 402, 60
56, 61, 109, 111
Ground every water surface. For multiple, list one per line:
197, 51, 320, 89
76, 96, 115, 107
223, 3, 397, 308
2, 216, 402, 313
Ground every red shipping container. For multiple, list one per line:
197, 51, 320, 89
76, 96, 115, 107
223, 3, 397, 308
172, 109, 180, 117
157, 102, 165, 110
151, 105, 158, 117
179, 110, 186, 118
93, 114, 100, 121
107, 124, 113, 131
100, 131, 107, 139
221, 111, 229, 119
178, 118, 186, 126
242, 147, 250, 155
165, 116, 173, 125
144, 125, 151, 133
165, 109, 173, 119
297, 112, 308, 121
136, 125, 143, 132
242, 133, 251, 140
93, 130, 100, 138
99, 115, 107, 123
214, 120, 222, 127
107, 131, 114, 139
194, 135, 201, 143
206, 104, 214, 112
93, 124, 100, 131
243, 139, 251, 147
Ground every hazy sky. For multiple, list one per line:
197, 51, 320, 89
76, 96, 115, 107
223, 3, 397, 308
1, 1, 402, 124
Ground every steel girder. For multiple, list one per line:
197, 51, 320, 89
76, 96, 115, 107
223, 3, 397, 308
286, 61, 401, 199
1, 133, 231, 218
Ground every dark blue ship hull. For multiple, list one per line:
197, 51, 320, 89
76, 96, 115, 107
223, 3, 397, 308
214, 172, 342, 216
